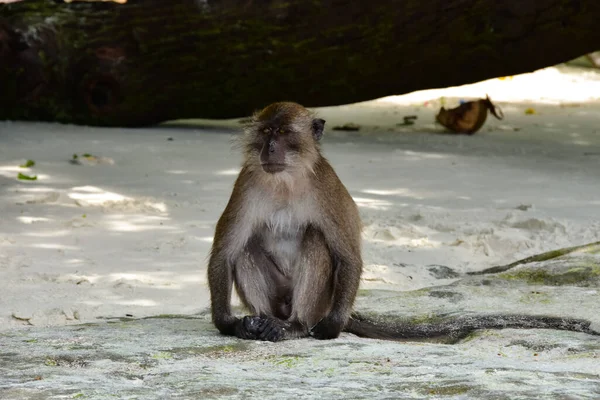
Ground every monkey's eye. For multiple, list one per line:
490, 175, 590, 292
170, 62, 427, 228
278, 128, 285, 135
263, 128, 270, 134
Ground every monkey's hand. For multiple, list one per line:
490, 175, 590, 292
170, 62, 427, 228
310, 315, 344, 340
235, 316, 286, 342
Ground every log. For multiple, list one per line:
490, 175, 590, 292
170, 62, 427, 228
1, 0, 600, 127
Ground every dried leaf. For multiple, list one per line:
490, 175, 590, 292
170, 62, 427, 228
436, 95, 504, 134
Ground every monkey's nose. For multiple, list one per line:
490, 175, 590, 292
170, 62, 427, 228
268, 141, 276, 153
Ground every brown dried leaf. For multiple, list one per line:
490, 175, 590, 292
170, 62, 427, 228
436, 95, 504, 134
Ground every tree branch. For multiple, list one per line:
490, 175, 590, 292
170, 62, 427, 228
1, 0, 599, 126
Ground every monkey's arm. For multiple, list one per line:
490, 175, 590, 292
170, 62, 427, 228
208, 233, 286, 340
207, 179, 250, 338
207, 243, 237, 336
310, 164, 363, 339
309, 247, 362, 340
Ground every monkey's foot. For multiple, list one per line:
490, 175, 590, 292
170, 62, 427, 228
310, 316, 343, 340
236, 316, 286, 342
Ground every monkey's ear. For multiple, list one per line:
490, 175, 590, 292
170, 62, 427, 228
312, 118, 326, 141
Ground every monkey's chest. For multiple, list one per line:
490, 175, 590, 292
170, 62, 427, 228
262, 227, 303, 275
260, 210, 307, 275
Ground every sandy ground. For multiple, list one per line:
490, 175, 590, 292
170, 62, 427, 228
1, 65, 600, 330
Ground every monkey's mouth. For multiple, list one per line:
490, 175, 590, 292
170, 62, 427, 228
261, 163, 286, 173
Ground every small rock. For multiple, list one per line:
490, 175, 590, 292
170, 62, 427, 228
332, 123, 361, 131
515, 204, 533, 211
11, 311, 33, 321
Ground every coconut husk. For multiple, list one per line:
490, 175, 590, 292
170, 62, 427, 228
436, 95, 504, 134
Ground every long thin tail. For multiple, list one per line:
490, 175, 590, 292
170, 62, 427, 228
345, 313, 600, 344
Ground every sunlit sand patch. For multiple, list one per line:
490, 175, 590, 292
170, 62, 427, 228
25, 192, 61, 204
116, 299, 158, 307
398, 150, 448, 160
216, 168, 240, 176
360, 188, 426, 200
352, 197, 392, 211
68, 186, 167, 213
376, 67, 600, 105
23, 230, 72, 238
105, 219, 172, 233
0, 165, 25, 175
572, 140, 591, 146
14, 187, 56, 193
0, 164, 50, 181
17, 216, 53, 224
361, 265, 396, 285
362, 222, 441, 249
65, 258, 94, 266
110, 272, 177, 286
31, 243, 79, 250
362, 188, 411, 196
82, 299, 158, 307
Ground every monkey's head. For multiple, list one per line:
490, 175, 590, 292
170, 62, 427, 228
242, 102, 325, 175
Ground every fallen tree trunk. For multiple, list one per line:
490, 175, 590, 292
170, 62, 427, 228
1, 0, 600, 127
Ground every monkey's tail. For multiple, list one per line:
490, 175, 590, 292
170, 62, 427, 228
345, 313, 600, 344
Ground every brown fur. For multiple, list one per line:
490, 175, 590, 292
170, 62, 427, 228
207, 102, 361, 341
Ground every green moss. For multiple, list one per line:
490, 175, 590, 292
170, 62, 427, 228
44, 355, 89, 367
170, 342, 250, 357
45, 357, 58, 367
407, 313, 446, 325
269, 355, 301, 368
519, 291, 552, 305
565, 351, 600, 360
188, 387, 239, 397
500, 266, 600, 286
151, 351, 172, 360
423, 384, 472, 396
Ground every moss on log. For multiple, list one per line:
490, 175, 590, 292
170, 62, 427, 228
1, 0, 600, 127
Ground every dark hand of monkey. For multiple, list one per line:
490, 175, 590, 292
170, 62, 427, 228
232, 316, 261, 340
235, 316, 286, 342
309, 314, 345, 340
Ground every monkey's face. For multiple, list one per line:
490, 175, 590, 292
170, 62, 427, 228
258, 126, 292, 173
243, 102, 325, 175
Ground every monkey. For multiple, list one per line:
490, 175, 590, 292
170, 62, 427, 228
207, 101, 360, 341
207, 101, 599, 343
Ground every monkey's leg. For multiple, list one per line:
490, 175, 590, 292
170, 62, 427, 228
238, 227, 334, 341
232, 236, 292, 342
286, 226, 335, 339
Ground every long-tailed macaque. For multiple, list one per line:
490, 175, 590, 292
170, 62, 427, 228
207, 102, 599, 343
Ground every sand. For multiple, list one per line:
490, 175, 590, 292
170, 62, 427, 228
1, 65, 600, 330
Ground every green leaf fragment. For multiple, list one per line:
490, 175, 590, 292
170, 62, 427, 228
17, 173, 37, 181
19, 160, 35, 168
